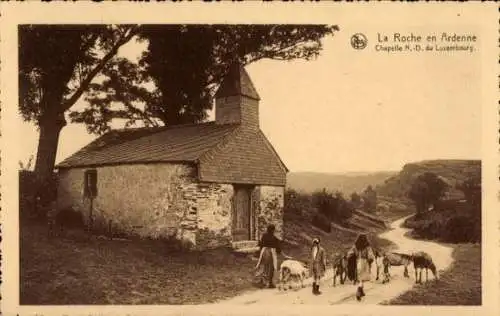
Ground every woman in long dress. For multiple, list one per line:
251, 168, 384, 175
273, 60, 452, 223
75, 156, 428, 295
254, 224, 282, 288
347, 233, 376, 301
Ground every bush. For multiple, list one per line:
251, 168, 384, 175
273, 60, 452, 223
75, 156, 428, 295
19, 170, 58, 221
56, 207, 85, 229
403, 202, 481, 243
312, 189, 353, 223
442, 215, 480, 243
312, 212, 331, 233
284, 188, 314, 220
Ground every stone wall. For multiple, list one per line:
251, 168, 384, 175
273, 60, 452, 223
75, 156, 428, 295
256, 185, 285, 240
187, 182, 233, 250
57, 163, 232, 249
57, 163, 284, 249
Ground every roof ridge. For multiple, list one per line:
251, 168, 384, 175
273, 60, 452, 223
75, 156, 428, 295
257, 130, 289, 173
111, 121, 217, 133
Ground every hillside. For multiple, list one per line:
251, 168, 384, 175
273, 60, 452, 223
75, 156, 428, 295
376, 159, 481, 199
287, 171, 397, 195
282, 207, 395, 262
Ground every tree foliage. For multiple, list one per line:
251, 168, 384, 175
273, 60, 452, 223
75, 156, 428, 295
408, 172, 449, 215
313, 188, 353, 223
19, 25, 140, 183
19, 25, 139, 126
456, 176, 481, 207
350, 192, 362, 209
362, 185, 377, 213
73, 24, 339, 132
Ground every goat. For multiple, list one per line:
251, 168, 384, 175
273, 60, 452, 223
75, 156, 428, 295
332, 252, 348, 287
278, 259, 309, 291
412, 251, 438, 284
385, 252, 412, 278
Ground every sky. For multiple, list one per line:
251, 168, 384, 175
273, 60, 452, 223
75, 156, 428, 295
17, 27, 482, 174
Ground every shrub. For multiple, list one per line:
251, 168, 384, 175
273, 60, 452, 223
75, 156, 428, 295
403, 203, 481, 243
56, 207, 85, 229
284, 188, 314, 220
442, 215, 481, 243
312, 212, 331, 233
312, 189, 353, 223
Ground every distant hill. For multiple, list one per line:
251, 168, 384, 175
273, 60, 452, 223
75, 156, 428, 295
376, 159, 481, 199
286, 171, 397, 194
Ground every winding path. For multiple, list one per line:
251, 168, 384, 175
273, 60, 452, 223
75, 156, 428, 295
217, 215, 454, 305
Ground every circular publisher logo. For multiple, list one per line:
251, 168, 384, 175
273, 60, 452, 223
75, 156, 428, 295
351, 33, 368, 50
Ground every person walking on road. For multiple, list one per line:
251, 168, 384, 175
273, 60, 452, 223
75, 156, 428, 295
347, 233, 376, 301
309, 237, 327, 295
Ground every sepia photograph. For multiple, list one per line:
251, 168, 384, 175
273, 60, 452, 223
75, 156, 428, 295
1, 2, 499, 316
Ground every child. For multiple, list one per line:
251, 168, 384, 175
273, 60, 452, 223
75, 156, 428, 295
309, 237, 326, 295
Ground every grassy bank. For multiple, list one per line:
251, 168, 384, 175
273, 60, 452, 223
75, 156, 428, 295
384, 243, 481, 305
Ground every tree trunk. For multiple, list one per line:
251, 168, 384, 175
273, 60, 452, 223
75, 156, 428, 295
33, 113, 66, 200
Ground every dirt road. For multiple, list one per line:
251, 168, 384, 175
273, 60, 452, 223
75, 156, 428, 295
217, 215, 453, 305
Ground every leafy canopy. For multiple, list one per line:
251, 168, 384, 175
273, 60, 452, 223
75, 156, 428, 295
69, 24, 339, 134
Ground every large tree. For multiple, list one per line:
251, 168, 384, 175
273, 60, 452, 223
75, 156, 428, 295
408, 172, 449, 216
19, 24, 139, 186
71, 24, 339, 131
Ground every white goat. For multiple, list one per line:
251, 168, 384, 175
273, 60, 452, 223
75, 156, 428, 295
278, 259, 309, 291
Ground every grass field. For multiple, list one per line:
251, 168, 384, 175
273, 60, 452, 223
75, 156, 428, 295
20, 208, 394, 305
20, 222, 260, 305
384, 243, 481, 305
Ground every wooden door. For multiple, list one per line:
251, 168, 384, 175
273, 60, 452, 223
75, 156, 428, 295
232, 186, 252, 241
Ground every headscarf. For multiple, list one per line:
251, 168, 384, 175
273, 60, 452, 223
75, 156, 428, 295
354, 234, 370, 250
266, 224, 276, 234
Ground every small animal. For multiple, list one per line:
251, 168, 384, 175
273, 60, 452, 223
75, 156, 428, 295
412, 251, 438, 284
278, 259, 309, 291
332, 252, 348, 286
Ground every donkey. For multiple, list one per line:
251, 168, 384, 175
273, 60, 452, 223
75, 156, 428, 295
385, 252, 412, 278
412, 251, 438, 284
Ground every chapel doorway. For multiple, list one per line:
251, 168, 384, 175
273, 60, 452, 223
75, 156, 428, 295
232, 185, 255, 241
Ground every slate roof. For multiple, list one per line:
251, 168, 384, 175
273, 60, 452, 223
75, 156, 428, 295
56, 122, 239, 168
198, 128, 288, 186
